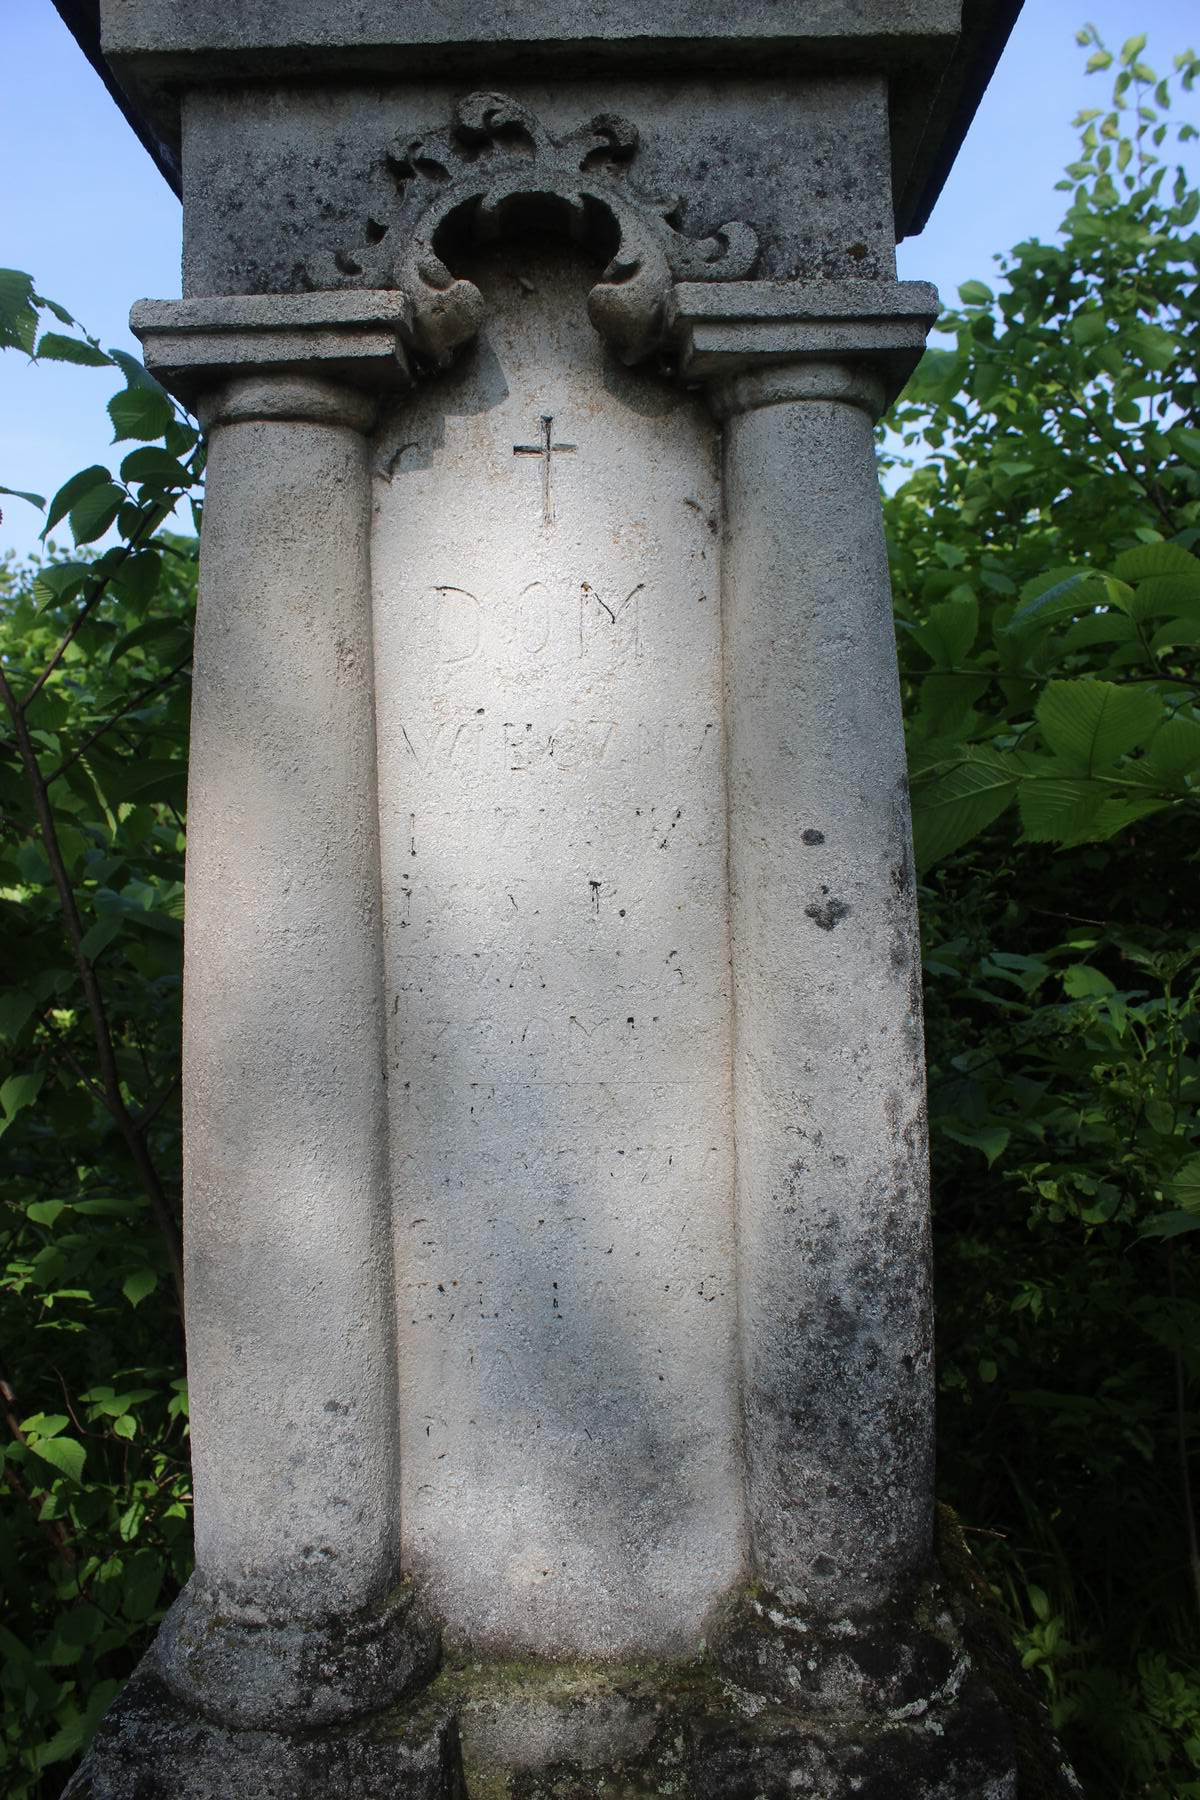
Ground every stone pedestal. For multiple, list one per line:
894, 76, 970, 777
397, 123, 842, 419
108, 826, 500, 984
60, 5, 1029, 1795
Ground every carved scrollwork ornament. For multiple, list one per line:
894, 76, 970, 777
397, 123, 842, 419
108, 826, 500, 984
334, 92, 759, 365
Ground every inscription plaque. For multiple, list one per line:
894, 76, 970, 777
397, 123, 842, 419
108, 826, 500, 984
372, 247, 741, 1654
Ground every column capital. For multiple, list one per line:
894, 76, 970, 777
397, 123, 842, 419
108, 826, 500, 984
709, 361, 888, 422
670, 279, 939, 415
129, 290, 414, 423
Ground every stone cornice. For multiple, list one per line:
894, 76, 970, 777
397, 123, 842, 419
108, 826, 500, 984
130, 280, 939, 414
129, 292, 415, 407
670, 280, 939, 402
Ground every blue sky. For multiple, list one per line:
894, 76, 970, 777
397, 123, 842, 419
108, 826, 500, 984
1, 1, 1196, 561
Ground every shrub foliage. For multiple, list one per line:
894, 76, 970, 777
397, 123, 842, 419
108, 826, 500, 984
888, 30, 1200, 1798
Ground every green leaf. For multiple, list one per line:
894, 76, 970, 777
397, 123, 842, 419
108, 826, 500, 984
912, 597, 978, 667
109, 616, 186, 666
958, 280, 994, 306
1125, 323, 1178, 370
1070, 309, 1108, 346
1145, 1099, 1175, 1137
59, 1604, 104, 1648
35, 332, 113, 369
1035, 680, 1162, 772
32, 558, 93, 606
1062, 964, 1116, 998
21, 1411, 68, 1437
1112, 543, 1198, 582
1009, 570, 1103, 633
1086, 49, 1113, 72
1, 1070, 44, 1120
1143, 715, 1200, 783
1125, 573, 1200, 622
120, 446, 191, 487
35, 1718, 85, 1768
28, 1434, 87, 1485
0, 989, 36, 1039
1019, 776, 1167, 846
0, 267, 38, 353
0, 483, 46, 510
122, 1268, 158, 1308
943, 1123, 1010, 1166
912, 753, 1020, 870
78, 915, 124, 961
1060, 611, 1138, 650
1120, 33, 1147, 65
902, 347, 967, 406
44, 464, 111, 536
108, 384, 175, 443
107, 346, 163, 391
121, 1549, 165, 1621
1140, 1211, 1200, 1240
26, 1201, 66, 1227
69, 482, 125, 546
112, 550, 163, 609
1163, 1158, 1200, 1208
1150, 620, 1200, 653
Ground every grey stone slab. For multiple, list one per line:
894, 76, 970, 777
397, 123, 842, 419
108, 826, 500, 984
59, 3, 1023, 245
672, 278, 939, 393
372, 245, 744, 1657
177, 76, 898, 299
100, 0, 965, 58
63, 1665, 463, 1800
130, 292, 414, 397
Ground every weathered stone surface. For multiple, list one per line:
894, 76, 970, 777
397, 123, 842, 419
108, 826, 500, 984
131, 290, 415, 395
672, 278, 939, 396
176, 76, 897, 300
176, 370, 401, 1633
712, 1584, 961, 1715
71, 1531, 1070, 1797
684, 1673, 1018, 1800
63, 1664, 463, 1800
86, 0, 1021, 246
374, 243, 744, 1657
151, 1573, 439, 1730
716, 358, 935, 1619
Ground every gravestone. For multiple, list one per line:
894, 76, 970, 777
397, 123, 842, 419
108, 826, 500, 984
59, 4, 1027, 1795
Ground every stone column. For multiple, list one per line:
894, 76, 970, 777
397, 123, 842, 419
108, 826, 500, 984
123, 304, 439, 1733
671, 285, 959, 1719
714, 359, 933, 1615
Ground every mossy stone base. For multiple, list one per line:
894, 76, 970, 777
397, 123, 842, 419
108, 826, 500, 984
66, 1521, 1082, 1798
62, 1664, 463, 1800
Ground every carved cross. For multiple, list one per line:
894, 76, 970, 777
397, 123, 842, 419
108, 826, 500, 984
513, 414, 576, 525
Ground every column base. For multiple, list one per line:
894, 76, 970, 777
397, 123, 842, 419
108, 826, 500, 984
63, 1662, 462, 1800
66, 1645, 1016, 1800
69, 1537, 1079, 1798
152, 1570, 441, 1730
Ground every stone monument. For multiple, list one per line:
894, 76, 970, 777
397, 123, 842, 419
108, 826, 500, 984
58, 4, 1028, 1794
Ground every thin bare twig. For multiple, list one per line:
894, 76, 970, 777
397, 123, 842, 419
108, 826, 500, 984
137, 1072, 181, 1136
